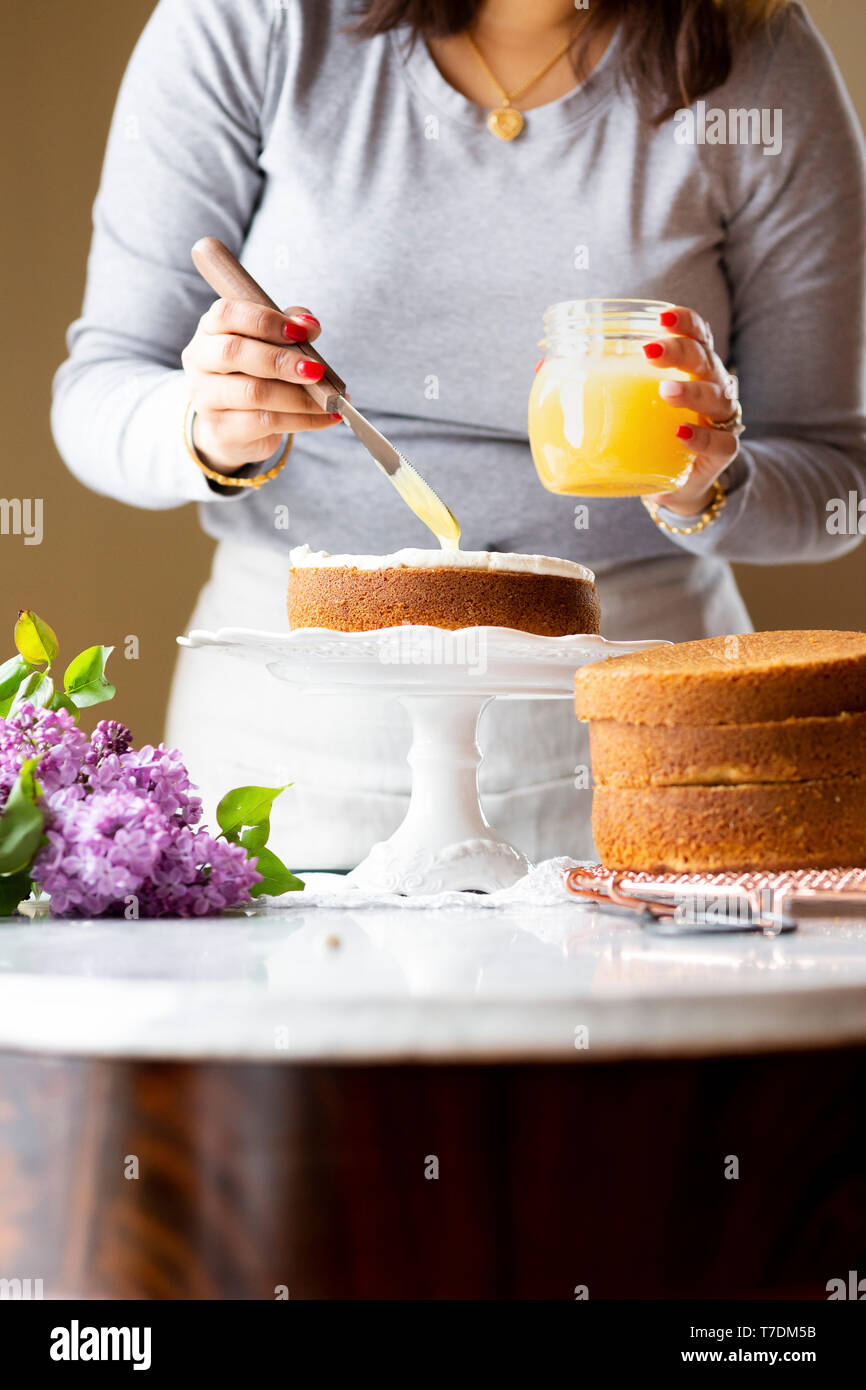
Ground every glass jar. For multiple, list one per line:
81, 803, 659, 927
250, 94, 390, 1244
528, 298, 701, 497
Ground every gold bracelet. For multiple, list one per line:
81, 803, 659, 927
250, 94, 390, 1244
642, 478, 727, 536
184, 403, 292, 489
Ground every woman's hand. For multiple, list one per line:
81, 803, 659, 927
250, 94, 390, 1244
181, 299, 340, 473
643, 306, 740, 517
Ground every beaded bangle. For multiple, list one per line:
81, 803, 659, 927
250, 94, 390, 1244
184, 403, 292, 490
642, 478, 727, 536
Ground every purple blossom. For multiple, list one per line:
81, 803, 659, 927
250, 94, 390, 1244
88, 742, 202, 825
34, 787, 170, 917
85, 718, 133, 763
0, 703, 88, 806
136, 828, 260, 918
0, 703, 261, 918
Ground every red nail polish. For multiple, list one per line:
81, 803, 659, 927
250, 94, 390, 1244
534, 358, 545, 374
676, 424, 694, 441
659, 311, 678, 328
298, 313, 320, 327
331, 412, 342, 421
283, 322, 307, 342
297, 359, 325, 381
643, 342, 664, 359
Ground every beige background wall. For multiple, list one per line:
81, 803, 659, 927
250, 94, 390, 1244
1, 1, 864, 744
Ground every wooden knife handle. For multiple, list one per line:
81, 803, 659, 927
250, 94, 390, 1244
190, 236, 346, 412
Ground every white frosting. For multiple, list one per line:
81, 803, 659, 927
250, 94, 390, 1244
289, 545, 595, 583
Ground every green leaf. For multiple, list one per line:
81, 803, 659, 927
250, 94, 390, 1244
63, 645, 115, 709
47, 689, 79, 718
10, 671, 54, 714
14, 611, 58, 666
0, 761, 45, 875
216, 785, 289, 836
248, 846, 304, 898
239, 820, 270, 854
17, 757, 41, 800
0, 869, 33, 917
0, 654, 30, 706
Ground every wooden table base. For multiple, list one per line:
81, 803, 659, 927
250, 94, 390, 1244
1, 1049, 864, 1300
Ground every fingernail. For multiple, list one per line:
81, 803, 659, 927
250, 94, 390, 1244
643, 342, 664, 360
659, 379, 685, 398
659, 311, 678, 328
676, 424, 694, 441
297, 359, 324, 381
283, 322, 307, 342
331, 412, 342, 421
297, 313, 320, 328
534, 358, 545, 374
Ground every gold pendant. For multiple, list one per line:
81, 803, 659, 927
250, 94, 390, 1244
487, 105, 524, 141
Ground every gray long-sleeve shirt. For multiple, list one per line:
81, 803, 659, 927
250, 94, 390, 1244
52, 0, 866, 575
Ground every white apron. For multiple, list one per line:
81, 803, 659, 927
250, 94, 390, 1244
166, 542, 751, 869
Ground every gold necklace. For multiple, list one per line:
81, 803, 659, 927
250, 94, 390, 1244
464, 28, 574, 141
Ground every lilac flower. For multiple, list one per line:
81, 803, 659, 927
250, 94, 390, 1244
32, 788, 260, 919
136, 828, 260, 919
34, 787, 170, 917
88, 743, 202, 825
0, 703, 88, 807
1, 703, 262, 918
85, 718, 133, 763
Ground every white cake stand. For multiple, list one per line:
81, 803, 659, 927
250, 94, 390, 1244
177, 625, 666, 894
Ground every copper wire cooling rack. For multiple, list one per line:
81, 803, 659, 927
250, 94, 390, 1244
564, 865, 866, 936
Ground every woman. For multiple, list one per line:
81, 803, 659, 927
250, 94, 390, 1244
53, 0, 866, 868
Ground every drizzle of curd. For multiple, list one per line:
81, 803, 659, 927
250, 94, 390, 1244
528, 350, 701, 498
394, 464, 461, 549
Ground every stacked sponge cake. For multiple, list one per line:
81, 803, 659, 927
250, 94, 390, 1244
573, 631, 866, 872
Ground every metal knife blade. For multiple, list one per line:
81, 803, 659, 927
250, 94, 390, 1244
336, 399, 461, 548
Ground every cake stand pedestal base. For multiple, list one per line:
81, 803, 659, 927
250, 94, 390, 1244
347, 694, 529, 894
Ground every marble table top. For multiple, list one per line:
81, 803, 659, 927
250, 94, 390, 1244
1, 891, 866, 1062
